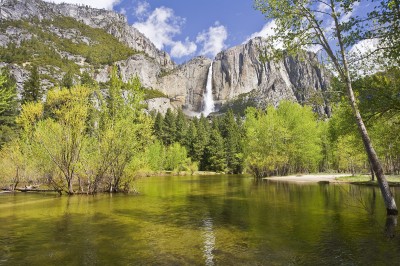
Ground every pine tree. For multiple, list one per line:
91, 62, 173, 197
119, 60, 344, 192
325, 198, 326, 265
221, 110, 244, 174
153, 112, 164, 141
203, 128, 227, 172
0, 68, 18, 146
175, 108, 188, 144
22, 65, 42, 104
61, 69, 74, 89
162, 108, 176, 145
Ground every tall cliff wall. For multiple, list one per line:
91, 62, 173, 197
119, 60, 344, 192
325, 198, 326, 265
0, 0, 331, 115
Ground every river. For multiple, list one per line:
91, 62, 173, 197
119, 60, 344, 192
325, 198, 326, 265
1, 175, 400, 265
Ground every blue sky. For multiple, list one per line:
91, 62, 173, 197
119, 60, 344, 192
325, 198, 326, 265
45, 0, 379, 66
45, 0, 268, 63
113, 0, 267, 63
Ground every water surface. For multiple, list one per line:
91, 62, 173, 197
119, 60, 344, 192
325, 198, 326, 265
1, 175, 400, 265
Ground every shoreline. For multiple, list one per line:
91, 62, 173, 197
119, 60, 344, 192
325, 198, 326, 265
263, 173, 350, 183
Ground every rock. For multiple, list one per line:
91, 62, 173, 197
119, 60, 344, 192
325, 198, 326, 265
157, 56, 212, 112
0, 0, 332, 116
145, 97, 176, 115
213, 37, 331, 115
0, 0, 175, 69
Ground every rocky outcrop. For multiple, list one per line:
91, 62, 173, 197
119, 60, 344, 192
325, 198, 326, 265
95, 54, 162, 89
0, 0, 174, 69
0, 0, 331, 115
213, 37, 331, 115
157, 56, 212, 111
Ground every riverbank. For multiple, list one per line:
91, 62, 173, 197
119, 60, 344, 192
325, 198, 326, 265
335, 175, 400, 187
264, 174, 400, 186
264, 173, 351, 183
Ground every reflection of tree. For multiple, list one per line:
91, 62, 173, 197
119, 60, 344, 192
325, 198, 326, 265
385, 215, 397, 239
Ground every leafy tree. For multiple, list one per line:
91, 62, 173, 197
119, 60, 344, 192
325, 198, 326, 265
244, 102, 321, 177
254, 0, 398, 214
97, 69, 152, 192
164, 142, 191, 172
22, 65, 42, 104
145, 140, 166, 172
33, 86, 92, 194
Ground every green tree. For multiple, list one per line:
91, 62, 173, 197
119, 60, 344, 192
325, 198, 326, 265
61, 69, 74, 89
244, 102, 321, 177
97, 69, 152, 192
153, 112, 164, 141
80, 71, 97, 87
162, 108, 176, 145
203, 128, 227, 172
0, 68, 18, 146
255, 0, 398, 215
221, 110, 243, 174
175, 108, 188, 143
34, 86, 92, 194
22, 65, 42, 104
164, 142, 191, 172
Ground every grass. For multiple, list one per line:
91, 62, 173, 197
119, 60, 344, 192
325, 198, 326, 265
335, 174, 400, 186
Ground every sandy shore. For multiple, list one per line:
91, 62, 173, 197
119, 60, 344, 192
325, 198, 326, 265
263, 174, 350, 183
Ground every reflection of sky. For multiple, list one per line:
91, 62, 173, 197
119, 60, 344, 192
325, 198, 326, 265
202, 217, 215, 266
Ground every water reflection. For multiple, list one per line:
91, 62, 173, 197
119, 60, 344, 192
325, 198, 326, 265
385, 215, 398, 238
202, 217, 215, 266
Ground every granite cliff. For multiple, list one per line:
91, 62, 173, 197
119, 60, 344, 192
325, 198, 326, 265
0, 0, 331, 115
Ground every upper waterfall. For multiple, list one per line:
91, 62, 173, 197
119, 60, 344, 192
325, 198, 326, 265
202, 63, 215, 117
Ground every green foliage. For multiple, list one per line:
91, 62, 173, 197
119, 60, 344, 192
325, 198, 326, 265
244, 101, 321, 177
142, 88, 168, 100
203, 129, 227, 172
162, 108, 177, 145
164, 142, 191, 172
0, 17, 136, 70
220, 110, 244, 174
0, 68, 18, 146
61, 69, 75, 89
22, 65, 42, 104
0, 71, 156, 193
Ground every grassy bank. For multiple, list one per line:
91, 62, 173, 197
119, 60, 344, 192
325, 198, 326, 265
335, 175, 400, 186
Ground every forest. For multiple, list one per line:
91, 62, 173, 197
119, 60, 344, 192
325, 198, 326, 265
0, 63, 399, 194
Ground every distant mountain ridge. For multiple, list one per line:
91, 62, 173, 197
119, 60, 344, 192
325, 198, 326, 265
0, 0, 331, 115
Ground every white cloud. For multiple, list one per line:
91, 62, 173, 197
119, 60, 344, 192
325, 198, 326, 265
348, 38, 385, 76
119, 7, 126, 15
133, 7, 182, 50
134, 1, 150, 19
196, 22, 228, 58
246, 20, 277, 41
170, 38, 197, 58
43, 0, 119, 10
132, 6, 197, 58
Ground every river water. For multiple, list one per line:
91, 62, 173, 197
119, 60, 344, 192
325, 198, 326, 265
1, 175, 400, 265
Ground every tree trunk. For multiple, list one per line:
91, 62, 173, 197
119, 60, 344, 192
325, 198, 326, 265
369, 160, 375, 181
332, 8, 398, 215
68, 178, 74, 195
345, 79, 398, 215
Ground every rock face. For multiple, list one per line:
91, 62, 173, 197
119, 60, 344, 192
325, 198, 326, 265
0, 0, 331, 115
157, 56, 212, 111
212, 37, 331, 115
0, 0, 174, 69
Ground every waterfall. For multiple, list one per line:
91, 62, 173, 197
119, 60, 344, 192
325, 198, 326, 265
202, 63, 215, 117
